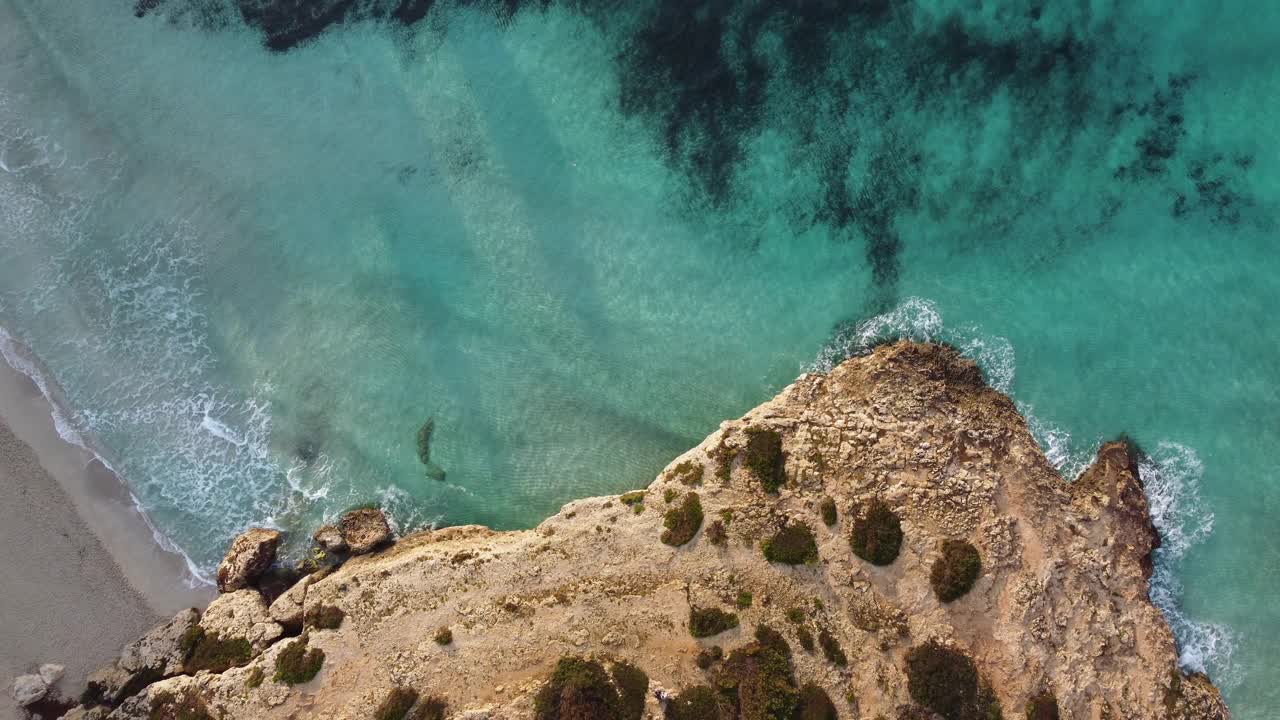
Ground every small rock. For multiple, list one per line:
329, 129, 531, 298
37, 663, 64, 685
12, 674, 47, 707
216, 528, 282, 593
338, 507, 392, 555
312, 524, 347, 553
120, 608, 201, 676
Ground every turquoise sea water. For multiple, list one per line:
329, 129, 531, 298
1, 0, 1277, 713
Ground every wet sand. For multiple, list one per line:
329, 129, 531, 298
0, 357, 212, 717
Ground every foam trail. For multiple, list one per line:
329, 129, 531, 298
1140, 442, 1238, 683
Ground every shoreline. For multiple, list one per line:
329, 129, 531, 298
0, 350, 213, 715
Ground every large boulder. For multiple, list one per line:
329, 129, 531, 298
120, 608, 202, 676
312, 524, 347, 553
338, 508, 391, 555
11, 673, 47, 706
216, 528, 282, 592
82, 662, 157, 708
200, 589, 284, 652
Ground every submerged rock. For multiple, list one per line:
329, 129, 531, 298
11, 673, 47, 706
216, 528, 282, 593
338, 507, 391, 555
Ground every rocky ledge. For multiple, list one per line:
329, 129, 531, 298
53, 341, 1227, 720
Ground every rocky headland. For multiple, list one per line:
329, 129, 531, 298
44, 341, 1228, 720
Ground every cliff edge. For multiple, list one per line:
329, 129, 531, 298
61, 341, 1228, 720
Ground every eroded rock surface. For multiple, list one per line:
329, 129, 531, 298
215, 528, 281, 592
66, 342, 1229, 720
338, 507, 392, 555
120, 608, 201, 677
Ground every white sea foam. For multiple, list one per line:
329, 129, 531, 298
1140, 442, 1238, 683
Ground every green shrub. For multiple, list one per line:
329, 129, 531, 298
695, 646, 723, 670
797, 684, 838, 720
376, 687, 419, 720
305, 604, 345, 630
274, 638, 325, 685
412, 696, 448, 720
620, 491, 646, 507
850, 499, 903, 566
664, 488, 678, 503
784, 607, 805, 624
930, 540, 982, 602
669, 460, 705, 486
184, 629, 253, 674
736, 591, 754, 609
689, 606, 739, 638
796, 626, 815, 652
705, 520, 728, 546
762, 522, 819, 565
904, 641, 1002, 720
662, 493, 704, 547
612, 661, 649, 720
665, 686, 722, 720
434, 626, 453, 645
533, 656, 625, 720
715, 625, 799, 720
245, 666, 264, 689
148, 690, 213, 720
1024, 693, 1059, 720
819, 497, 837, 526
743, 428, 785, 493
817, 628, 847, 666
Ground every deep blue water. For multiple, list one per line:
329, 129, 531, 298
1, 1, 1277, 713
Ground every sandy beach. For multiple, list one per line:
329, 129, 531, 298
0, 357, 212, 718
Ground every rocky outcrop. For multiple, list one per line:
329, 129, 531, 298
312, 524, 347, 553
215, 528, 281, 592
11, 673, 47, 706
61, 342, 1229, 720
120, 609, 201, 677
337, 507, 391, 554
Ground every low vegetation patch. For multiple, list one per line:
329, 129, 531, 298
620, 491, 646, 506
785, 607, 806, 624
377, 687, 419, 720
183, 628, 253, 674
796, 626, 815, 652
695, 646, 723, 670
817, 628, 847, 666
274, 638, 325, 685
762, 521, 819, 565
798, 684, 838, 720
1024, 693, 1059, 720
533, 656, 647, 720
669, 460, 705, 486
905, 641, 1002, 720
736, 591, 753, 609
245, 666, 264, 689
664, 488, 678, 503
819, 497, 837, 526
434, 626, 453, 645
148, 690, 213, 720
305, 604, 345, 630
705, 520, 728, 545
716, 625, 800, 720
931, 540, 982, 602
413, 696, 449, 720
689, 606, 740, 638
662, 493, 704, 547
850, 499, 903, 565
743, 427, 786, 493
612, 661, 649, 720
665, 685, 721, 720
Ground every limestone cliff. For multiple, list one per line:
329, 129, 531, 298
65, 341, 1228, 720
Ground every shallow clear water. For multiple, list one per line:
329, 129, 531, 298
1, 0, 1277, 713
